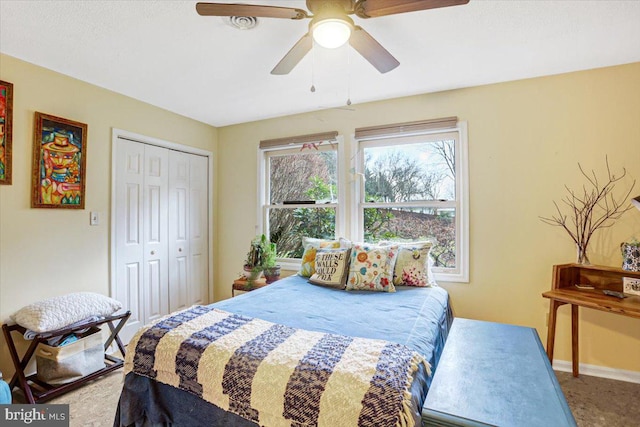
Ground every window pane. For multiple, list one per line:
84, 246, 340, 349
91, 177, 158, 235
268, 207, 336, 258
269, 150, 338, 204
363, 207, 456, 268
363, 140, 455, 202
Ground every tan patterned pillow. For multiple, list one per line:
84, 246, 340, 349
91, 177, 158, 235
308, 248, 351, 289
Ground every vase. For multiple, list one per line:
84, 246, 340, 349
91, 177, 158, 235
576, 244, 591, 265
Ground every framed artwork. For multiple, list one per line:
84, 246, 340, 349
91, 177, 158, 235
32, 112, 88, 209
0, 80, 13, 185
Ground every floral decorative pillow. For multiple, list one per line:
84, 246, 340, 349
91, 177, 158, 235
299, 237, 340, 277
392, 242, 434, 287
346, 244, 399, 292
309, 248, 351, 289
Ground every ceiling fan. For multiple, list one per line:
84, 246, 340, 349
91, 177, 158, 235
196, 0, 469, 75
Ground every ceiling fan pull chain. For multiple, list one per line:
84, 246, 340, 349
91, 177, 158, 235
346, 44, 352, 106
310, 40, 317, 93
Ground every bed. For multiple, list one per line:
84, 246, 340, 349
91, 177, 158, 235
114, 274, 452, 427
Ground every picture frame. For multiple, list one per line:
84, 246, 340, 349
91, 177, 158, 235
31, 112, 88, 209
0, 80, 13, 185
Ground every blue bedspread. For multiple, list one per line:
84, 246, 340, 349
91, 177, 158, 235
114, 275, 452, 427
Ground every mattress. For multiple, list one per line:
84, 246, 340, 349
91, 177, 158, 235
114, 274, 452, 427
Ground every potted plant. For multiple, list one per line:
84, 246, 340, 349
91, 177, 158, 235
262, 240, 281, 283
243, 236, 264, 283
540, 158, 636, 264
243, 234, 281, 284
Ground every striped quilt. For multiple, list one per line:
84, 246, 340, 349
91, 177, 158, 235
125, 305, 430, 427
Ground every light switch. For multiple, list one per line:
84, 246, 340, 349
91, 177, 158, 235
90, 211, 99, 226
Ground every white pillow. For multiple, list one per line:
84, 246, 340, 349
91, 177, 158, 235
11, 292, 122, 333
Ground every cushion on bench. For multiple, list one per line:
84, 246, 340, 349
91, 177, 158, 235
11, 292, 122, 333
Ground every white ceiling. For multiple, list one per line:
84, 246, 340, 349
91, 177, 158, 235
1, 0, 639, 127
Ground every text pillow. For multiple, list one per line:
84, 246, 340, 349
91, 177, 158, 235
309, 248, 351, 289
346, 244, 399, 292
299, 237, 340, 277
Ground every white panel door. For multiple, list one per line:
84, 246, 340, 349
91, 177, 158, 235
114, 136, 209, 343
188, 154, 209, 306
168, 150, 190, 312
143, 145, 169, 324
114, 139, 145, 342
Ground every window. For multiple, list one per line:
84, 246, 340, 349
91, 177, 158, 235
355, 123, 468, 282
259, 133, 344, 269
259, 120, 468, 282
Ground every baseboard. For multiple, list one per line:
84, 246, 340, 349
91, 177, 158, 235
553, 360, 640, 384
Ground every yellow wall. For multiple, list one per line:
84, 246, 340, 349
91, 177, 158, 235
0, 54, 218, 376
218, 63, 640, 374
1, 52, 638, 379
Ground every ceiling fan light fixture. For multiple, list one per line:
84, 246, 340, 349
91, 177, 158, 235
312, 17, 353, 49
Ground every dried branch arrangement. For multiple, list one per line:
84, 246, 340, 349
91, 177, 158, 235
540, 158, 636, 264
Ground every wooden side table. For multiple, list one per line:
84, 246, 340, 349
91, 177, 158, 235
542, 263, 640, 377
232, 277, 268, 297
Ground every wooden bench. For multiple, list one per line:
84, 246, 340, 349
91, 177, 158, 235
423, 318, 576, 426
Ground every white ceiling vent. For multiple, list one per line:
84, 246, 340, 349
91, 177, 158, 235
226, 16, 259, 30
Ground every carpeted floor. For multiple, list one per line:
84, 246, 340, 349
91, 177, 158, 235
555, 371, 640, 427
11, 368, 640, 426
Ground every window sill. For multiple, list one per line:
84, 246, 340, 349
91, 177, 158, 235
277, 260, 301, 273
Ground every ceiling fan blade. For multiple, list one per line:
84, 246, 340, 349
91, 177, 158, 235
196, 3, 308, 20
355, 0, 469, 18
271, 33, 313, 75
349, 26, 399, 73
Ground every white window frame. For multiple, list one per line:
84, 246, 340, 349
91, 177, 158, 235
354, 122, 469, 283
257, 136, 346, 271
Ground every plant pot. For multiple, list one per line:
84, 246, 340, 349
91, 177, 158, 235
243, 265, 263, 280
263, 266, 281, 284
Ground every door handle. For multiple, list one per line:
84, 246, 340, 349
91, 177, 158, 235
151, 251, 156, 255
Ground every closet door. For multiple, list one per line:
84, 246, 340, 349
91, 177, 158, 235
114, 137, 209, 342
143, 145, 169, 324
168, 151, 190, 312
188, 154, 209, 306
114, 139, 146, 341
168, 151, 209, 311
115, 140, 169, 341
